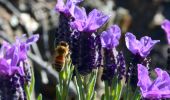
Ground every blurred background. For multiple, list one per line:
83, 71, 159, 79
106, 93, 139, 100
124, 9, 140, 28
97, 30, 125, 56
0, 0, 170, 100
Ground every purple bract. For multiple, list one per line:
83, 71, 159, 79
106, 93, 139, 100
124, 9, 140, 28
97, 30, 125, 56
70, 6, 109, 33
100, 25, 121, 49
0, 34, 39, 76
55, 0, 83, 16
125, 32, 160, 58
138, 64, 170, 99
161, 19, 170, 44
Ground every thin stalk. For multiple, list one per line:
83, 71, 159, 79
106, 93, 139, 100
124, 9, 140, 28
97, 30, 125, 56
105, 81, 110, 100
125, 79, 131, 100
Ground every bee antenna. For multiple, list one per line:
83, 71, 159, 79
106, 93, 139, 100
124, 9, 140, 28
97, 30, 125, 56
59, 41, 68, 47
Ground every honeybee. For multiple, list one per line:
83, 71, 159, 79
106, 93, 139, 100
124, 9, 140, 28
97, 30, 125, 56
52, 41, 69, 72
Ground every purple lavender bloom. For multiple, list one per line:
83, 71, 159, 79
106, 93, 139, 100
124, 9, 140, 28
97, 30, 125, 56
125, 32, 160, 58
70, 6, 109, 33
0, 34, 39, 99
100, 25, 121, 84
100, 25, 121, 49
70, 7, 109, 74
0, 34, 38, 78
55, 0, 83, 16
161, 19, 170, 44
5, 35, 39, 61
0, 58, 24, 76
138, 64, 170, 99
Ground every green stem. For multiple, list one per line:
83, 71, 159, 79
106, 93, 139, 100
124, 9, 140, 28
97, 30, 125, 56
62, 79, 67, 100
115, 80, 122, 100
86, 70, 98, 100
132, 88, 141, 100
25, 85, 31, 100
125, 79, 130, 100
105, 81, 110, 100
75, 69, 85, 100
65, 64, 74, 100
59, 71, 63, 94
56, 85, 61, 100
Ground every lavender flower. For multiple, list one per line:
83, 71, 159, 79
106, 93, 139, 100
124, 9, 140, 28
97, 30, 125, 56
100, 25, 121, 83
125, 32, 160, 58
55, 0, 83, 45
69, 6, 109, 75
100, 25, 121, 49
125, 32, 158, 89
161, 19, 170, 44
0, 34, 39, 99
138, 64, 170, 99
55, 0, 83, 16
70, 6, 109, 33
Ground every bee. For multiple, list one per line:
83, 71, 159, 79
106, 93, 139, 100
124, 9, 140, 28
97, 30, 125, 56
52, 41, 69, 72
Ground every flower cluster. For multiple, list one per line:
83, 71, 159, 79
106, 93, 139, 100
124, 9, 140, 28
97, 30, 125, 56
0, 34, 39, 99
54, 1, 170, 99
55, 0, 110, 75
100, 25, 122, 83
124, 32, 160, 88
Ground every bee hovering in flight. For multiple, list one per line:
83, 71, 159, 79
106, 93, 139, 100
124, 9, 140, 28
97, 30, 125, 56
52, 41, 69, 72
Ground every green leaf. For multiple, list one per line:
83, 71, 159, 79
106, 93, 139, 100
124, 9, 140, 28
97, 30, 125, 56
136, 95, 141, 100
74, 77, 81, 100
66, 64, 74, 88
110, 77, 117, 99
75, 69, 85, 100
87, 71, 97, 100
24, 66, 35, 100
37, 94, 42, 100
56, 85, 62, 100
59, 71, 63, 93
61, 60, 74, 100
24, 85, 31, 100
124, 79, 130, 100
132, 88, 141, 100
91, 91, 97, 100
115, 81, 122, 100
29, 66, 35, 94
